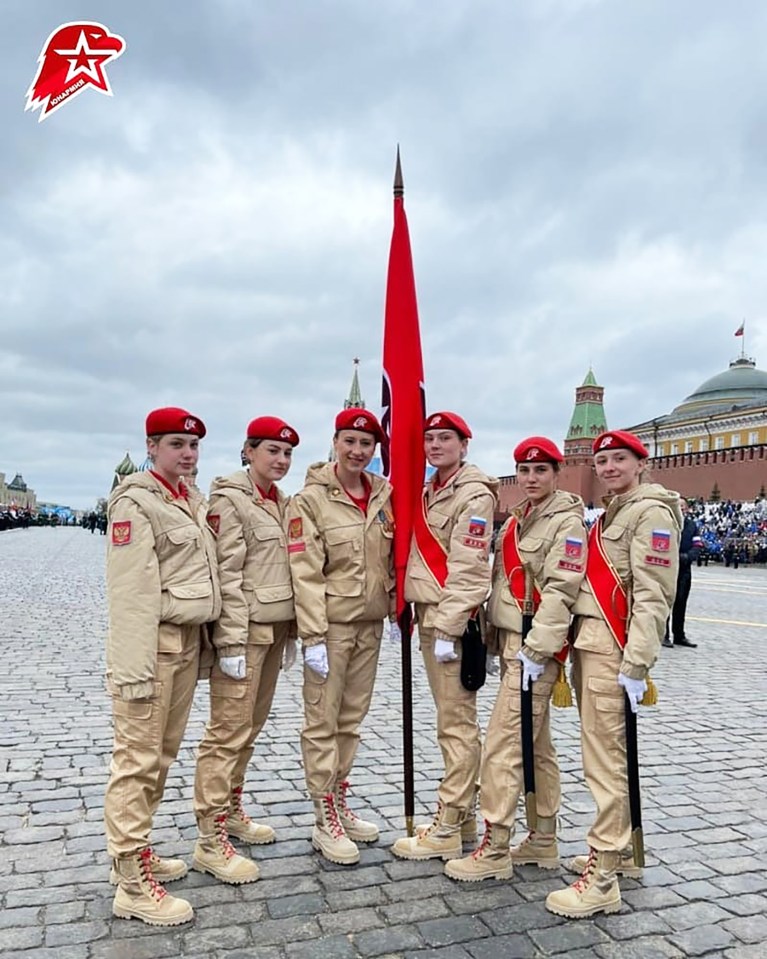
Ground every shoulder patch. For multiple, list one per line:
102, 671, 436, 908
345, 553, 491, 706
111, 520, 132, 546
207, 514, 220, 535
645, 554, 671, 567
565, 536, 583, 559
463, 536, 487, 550
468, 516, 487, 536
651, 529, 671, 552
289, 517, 303, 540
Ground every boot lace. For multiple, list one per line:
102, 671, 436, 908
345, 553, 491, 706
336, 781, 359, 823
230, 786, 252, 824
422, 801, 444, 838
214, 815, 237, 860
323, 794, 346, 840
139, 847, 167, 901
471, 821, 492, 860
573, 848, 597, 893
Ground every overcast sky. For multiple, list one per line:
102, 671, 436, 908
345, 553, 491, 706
3, 0, 767, 507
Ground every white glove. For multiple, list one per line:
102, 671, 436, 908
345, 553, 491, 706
618, 673, 647, 714
219, 654, 246, 680
304, 642, 329, 678
434, 637, 458, 663
282, 638, 298, 671
485, 651, 500, 676
387, 621, 402, 644
516, 650, 545, 691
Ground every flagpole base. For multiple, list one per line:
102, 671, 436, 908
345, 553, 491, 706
631, 827, 645, 868
525, 794, 538, 832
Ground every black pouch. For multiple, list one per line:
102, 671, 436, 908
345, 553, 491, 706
460, 616, 486, 691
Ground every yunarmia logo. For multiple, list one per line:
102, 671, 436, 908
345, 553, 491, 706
25, 22, 126, 122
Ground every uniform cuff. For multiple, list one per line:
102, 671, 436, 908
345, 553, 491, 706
218, 646, 243, 659
520, 644, 548, 665
302, 636, 326, 648
117, 679, 155, 701
434, 632, 459, 644
619, 662, 647, 680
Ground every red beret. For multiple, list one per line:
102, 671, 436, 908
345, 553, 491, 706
335, 407, 385, 444
246, 416, 300, 447
145, 407, 206, 438
514, 436, 563, 464
424, 411, 472, 439
593, 430, 649, 458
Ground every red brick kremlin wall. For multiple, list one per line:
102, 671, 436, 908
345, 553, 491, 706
496, 444, 767, 519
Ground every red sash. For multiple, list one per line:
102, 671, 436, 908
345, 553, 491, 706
413, 491, 449, 588
501, 518, 569, 664
585, 517, 628, 649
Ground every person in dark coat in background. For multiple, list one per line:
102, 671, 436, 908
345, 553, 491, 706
664, 500, 699, 648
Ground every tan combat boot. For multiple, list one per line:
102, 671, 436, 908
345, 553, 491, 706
312, 793, 360, 865
334, 780, 379, 843
510, 815, 559, 869
112, 848, 194, 926
192, 815, 260, 884
391, 804, 463, 861
415, 800, 477, 844
545, 848, 622, 918
444, 821, 513, 882
225, 786, 276, 845
567, 846, 642, 878
109, 848, 187, 886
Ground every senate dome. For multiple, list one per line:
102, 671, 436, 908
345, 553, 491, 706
673, 358, 767, 415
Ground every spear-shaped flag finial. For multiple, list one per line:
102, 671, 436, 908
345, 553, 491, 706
394, 144, 404, 199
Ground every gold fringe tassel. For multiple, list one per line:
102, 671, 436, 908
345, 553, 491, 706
551, 662, 573, 708
641, 673, 658, 706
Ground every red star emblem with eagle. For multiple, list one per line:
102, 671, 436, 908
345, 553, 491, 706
25, 22, 126, 122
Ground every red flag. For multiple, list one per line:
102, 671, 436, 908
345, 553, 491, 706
734, 321, 745, 337
381, 149, 426, 617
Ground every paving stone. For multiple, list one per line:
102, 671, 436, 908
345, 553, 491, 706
668, 924, 736, 956
595, 911, 673, 939
318, 906, 385, 935
91, 933, 186, 959
268, 891, 327, 919
182, 924, 253, 953
355, 925, 424, 956
380, 896, 450, 925
479, 901, 562, 936
660, 901, 734, 932
464, 936, 535, 959
248, 915, 322, 946
286, 936, 362, 959
721, 914, 767, 944
530, 921, 610, 955
416, 915, 491, 948
44, 920, 109, 946
595, 939, 685, 958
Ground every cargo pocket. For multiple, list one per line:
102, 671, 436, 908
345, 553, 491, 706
112, 684, 162, 747
585, 675, 625, 740
209, 668, 250, 725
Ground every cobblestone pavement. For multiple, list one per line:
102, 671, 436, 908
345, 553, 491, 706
1, 527, 766, 959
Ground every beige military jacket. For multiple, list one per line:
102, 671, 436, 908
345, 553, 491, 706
488, 490, 586, 663
405, 463, 499, 639
106, 472, 221, 701
207, 470, 295, 657
573, 483, 682, 680
287, 462, 394, 645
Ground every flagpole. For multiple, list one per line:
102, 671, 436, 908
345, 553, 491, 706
382, 147, 424, 838
393, 149, 416, 837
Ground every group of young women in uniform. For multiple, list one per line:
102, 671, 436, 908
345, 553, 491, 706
103, 404, 681, 927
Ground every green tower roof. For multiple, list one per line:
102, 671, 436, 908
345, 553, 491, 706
566, 369, 607, 440
115, 452, 137, 476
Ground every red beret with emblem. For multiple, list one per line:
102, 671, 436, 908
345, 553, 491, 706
246, 416, 300, 447
335, 407, 385, 444
424, 411, 473, 439
593, 430, 649, 458
145, 407, 206, 438
514, 436, 563, 464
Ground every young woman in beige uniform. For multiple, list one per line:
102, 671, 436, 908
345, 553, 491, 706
192, 416, 300, 885
104, 407, 220, 927
445, 436, 586, 881
392, 411, 498, 861
287, 408, 394, 866
546, 430, 681, 919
